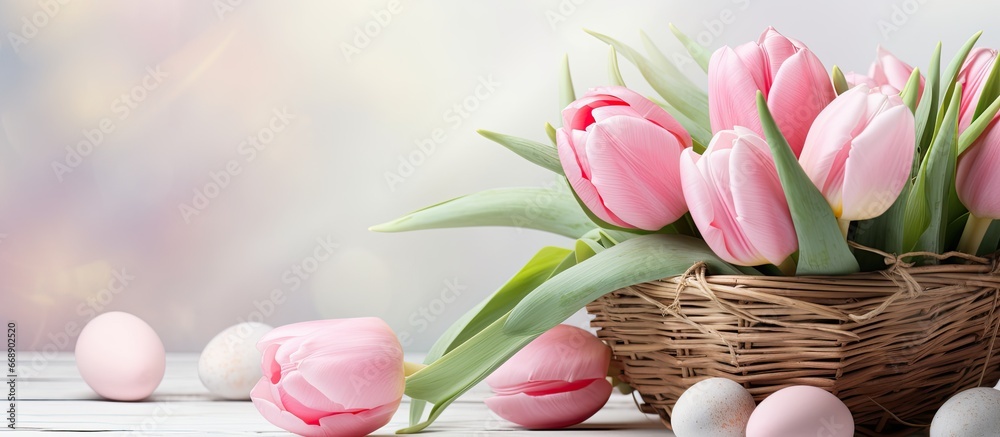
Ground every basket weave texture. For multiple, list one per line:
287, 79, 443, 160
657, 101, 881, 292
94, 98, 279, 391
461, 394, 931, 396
586, 249, 1000, 436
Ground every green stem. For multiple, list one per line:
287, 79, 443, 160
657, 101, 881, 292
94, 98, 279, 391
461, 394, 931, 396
404, 361, 427, 377
776, 257, 797, 276
957, 213, 993, 255
838, 219, 851, 239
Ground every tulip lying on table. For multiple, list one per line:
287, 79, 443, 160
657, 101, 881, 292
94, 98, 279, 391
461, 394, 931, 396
250, 318, 422, 437
484, 324, 613, 429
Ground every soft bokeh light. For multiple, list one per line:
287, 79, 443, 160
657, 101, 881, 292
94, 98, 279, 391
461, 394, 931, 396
1, 0, 998, 352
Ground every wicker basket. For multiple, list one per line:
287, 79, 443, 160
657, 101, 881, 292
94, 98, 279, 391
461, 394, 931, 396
586, 248, 1000, 436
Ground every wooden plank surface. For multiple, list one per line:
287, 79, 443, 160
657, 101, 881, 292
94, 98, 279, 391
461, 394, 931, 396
10, 353, 671, 435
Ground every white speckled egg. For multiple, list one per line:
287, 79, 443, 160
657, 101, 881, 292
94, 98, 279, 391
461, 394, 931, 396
198, 322, 272, 399
671, 378, 755, 437
75, 312, 165, 401
930, 387, 1000, 437
746, 385, 853, 437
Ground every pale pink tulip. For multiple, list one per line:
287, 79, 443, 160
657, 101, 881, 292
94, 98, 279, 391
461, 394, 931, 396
843, 71, 878, 89
957, 48, 999, 131
679, 127, 797, 266
485, 324, 612, 429
958, 118, 1000, 218
709, 27, 835, 156
250, 318, 404, 437
869, 46, 922, 94
799, 84, 915, 221
557, 86, 691, 231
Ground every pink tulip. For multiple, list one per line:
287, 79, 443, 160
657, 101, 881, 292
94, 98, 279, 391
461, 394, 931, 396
679, 127, 798, 266
250, 318, 404, 437
957, 48, 999, 131
869, 46, 923, 94
799, 84, 915, 221
485, 324, 612, 429
957, 118, 1000, 218
557, 86, 691, 231
843, 71, 878, 89
709, 27, 835, 156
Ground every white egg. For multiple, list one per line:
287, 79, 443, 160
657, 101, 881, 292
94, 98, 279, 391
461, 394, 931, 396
671, 377, 755, 437
75, 312, 165, 401
198, 322, 272, 400
930, 387, 1000, 437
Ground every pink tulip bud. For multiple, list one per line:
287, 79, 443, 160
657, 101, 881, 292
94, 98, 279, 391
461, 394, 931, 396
557, 86, 691, 231
957, 118, 1000, 218
956, 48, 1000, 221
843, 71, 879, 89
869, 45, 922, 95
957, 48, 999, 131
799, 84, 915, 221
680, 127, 798, 266
485, 324, 612, 429
250, 318, 404, 437
709, 27, 835, 157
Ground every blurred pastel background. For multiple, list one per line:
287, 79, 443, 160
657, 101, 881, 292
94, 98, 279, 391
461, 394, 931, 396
1, 0, 998, 353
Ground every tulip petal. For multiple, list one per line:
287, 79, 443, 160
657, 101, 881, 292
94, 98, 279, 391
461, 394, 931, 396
799, 85, 870, 195
757, 27, 800, 77
585, 116, 688, 230
292, 319, 404, 411
680, 140, 764, 266
277, 371, 346, 421
592, 86, 692, 147
958, 120, 1000, 218
768, 49, 836, 156
556, 129, 631, 228
958, 48, 999, 131
730, 134, 798, 265
252, 378, 325, 436
316, 400, 400, 437
841, 104, 916, 220
485, 378, 613, 429
486, 325, 610, 391
844, 71, 879, 89
732, 41, 770, 95
872, 46, 919, 93
252, 377, 398, 437
709, 46, 765, 136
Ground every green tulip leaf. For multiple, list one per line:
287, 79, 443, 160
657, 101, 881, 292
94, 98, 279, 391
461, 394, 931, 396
608, 46, 626, 87
914, 43, 941, 167
977, 219, 1000, 256
559, 53, 576, 112
936, 31, 982, 132
546, 250, 578, 281
403, 234, 741, 432
575, 238, 604, 263
854, 180, 912, 271
586, 29, 710, 128
755, 92, 860, 275
960, 93, 1000, 155
668, 23, 710, 73
504, 233, 742, 336
402, 313, 536, 433
651, 97, 713, 148
904, 83, 961, 254
370, 186, 595, 239
545, 122, 558, 145
900, 68, 922, 113
477, 130, 563, 175
832, 65, 850, 95
974, 51, 1000, 121
409, 246, 571, 425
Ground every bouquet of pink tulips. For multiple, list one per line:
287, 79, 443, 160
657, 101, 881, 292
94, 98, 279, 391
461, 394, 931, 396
373, 26, 1000, 432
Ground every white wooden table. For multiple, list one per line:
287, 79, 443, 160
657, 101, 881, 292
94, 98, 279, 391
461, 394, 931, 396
12, 353, 671, 436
